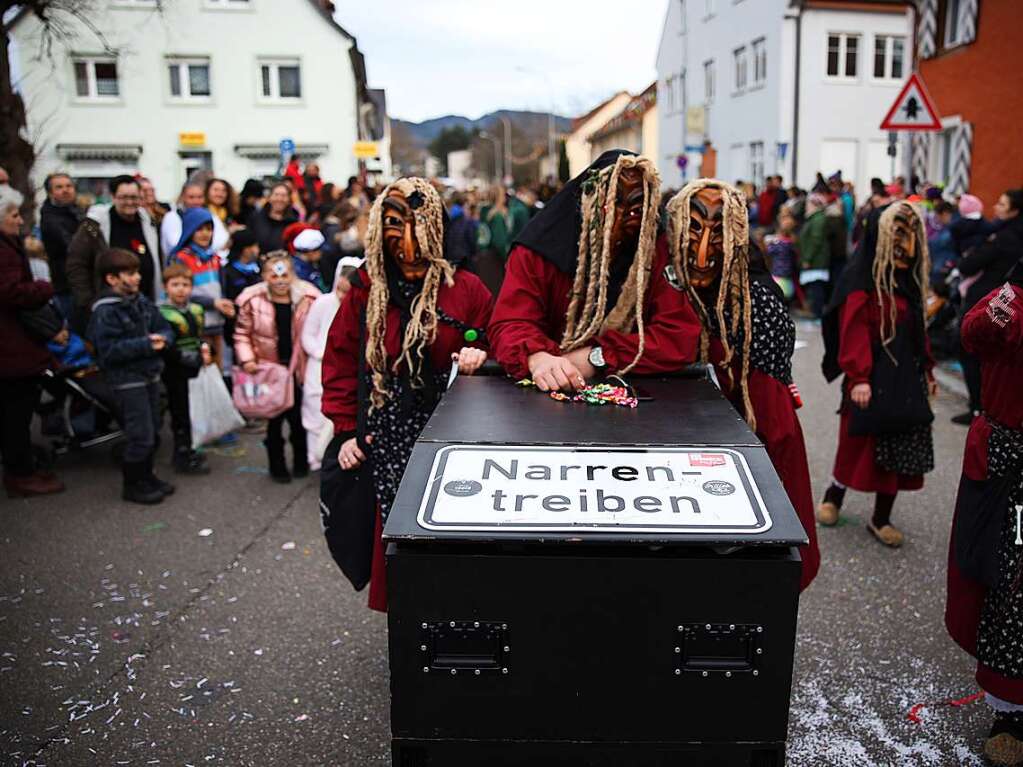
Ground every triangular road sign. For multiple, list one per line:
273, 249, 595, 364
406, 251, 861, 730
880, 73, 942, 131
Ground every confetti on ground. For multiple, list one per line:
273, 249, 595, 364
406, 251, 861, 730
907, 691, 986, 724
198, 529, 213, 538
234, 466, 269, 475
142, 522, 168, 533
281, 542, 296, 551
210, 445, 247, 458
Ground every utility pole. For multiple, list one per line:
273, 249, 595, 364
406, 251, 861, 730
479, 131, 502, 185
498, 114, 512, 186
547, 111, 555, 182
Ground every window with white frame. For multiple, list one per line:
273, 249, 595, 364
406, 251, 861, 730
943, 0, 963, 47
752, 38, 767, 86
749, 141, 764, 189
704, 59, 715, 103
664, 73, 685, 114
873, 35, 905, 80
258, 59, 301, 101
826, 33, 859, 79
168, 58, 211, 100
733, 46, 748, 92
72, 57, 120, 99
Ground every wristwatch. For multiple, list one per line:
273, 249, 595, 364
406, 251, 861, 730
588, 346, 607, 369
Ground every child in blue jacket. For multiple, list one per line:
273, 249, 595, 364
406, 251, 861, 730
87, 248, 175, 505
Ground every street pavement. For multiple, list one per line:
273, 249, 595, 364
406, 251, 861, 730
1, 322, 993, 766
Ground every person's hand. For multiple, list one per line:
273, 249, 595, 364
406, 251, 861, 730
527, 351, 586, 392
214, 298, 236, 318
850, 382, 871, 409
452, 347, 487, 376
339, 435, 373, 470
563, 347, 597, 381
149, 333, 167, 352
928, 376, 938, 398
243, 361, 258, 374
52, 328, 69, 346
201, 343, 213, 366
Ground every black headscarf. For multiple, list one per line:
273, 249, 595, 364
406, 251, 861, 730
513, 149, 637, 274
821, 204, 926, 382
381, 256, 443, 414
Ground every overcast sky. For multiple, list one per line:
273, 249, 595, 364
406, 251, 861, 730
336, 0, 669, 123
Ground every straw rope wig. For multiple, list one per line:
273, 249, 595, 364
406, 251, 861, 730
561, 154, 661, 375
665, 179, 757, 429
363, 177, 454, 410
874, 200, 930, 359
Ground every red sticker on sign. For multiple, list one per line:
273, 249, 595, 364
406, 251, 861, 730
689, 453, 726, 467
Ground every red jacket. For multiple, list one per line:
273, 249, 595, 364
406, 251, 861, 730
0, 233, 55, 378
945, 285, 1023, 704
831, 289, 935, 493
710, 341, 819, 590
488, 235, 701, 379
322, 269, 493, 433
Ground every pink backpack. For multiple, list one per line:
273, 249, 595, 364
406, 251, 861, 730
232, 362, 294, 419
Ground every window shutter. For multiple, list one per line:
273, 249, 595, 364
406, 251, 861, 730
917, 0, 938, 59
912, 133, 932, 185
958, 0, 978, 45
947, 122, 973, 195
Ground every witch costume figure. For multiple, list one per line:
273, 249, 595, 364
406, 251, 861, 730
945, 265, 1023, 766
488, 150, 701, 388
320, 178, 493, 612
665, 179, 820, 590
818, 201, 937, 548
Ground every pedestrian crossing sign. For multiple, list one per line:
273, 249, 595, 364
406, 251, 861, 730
880, 73, 942, 131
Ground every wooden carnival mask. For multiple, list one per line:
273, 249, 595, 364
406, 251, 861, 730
609, 167, 647, 260
892, 211, 918, 270
382, 190, 429, 280
684, 187, 725, 291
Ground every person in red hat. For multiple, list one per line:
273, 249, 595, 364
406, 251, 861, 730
283, 222, 326, 292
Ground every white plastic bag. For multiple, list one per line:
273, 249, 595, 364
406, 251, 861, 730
188, 365, 245, 449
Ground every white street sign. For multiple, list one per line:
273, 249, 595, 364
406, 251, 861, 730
416, 446, 773, 535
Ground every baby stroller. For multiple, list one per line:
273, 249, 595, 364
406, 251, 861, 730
36, 355, 124, 463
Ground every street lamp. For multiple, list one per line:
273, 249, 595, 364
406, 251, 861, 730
479, 131, 502, 185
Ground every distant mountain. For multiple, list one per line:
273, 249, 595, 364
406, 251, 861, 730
394, 110, 572, 147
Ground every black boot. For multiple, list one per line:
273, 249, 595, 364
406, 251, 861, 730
291, 427, 309, 479
122, 461, 163, 505
264, 438, 291, 483
144, 454, 176, 496
173, 446, 210, 475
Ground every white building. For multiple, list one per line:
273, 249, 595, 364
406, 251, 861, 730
656, 0, 911, 197
8, 0, 386, 202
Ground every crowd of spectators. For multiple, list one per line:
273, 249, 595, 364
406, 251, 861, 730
0, 159, 551, 501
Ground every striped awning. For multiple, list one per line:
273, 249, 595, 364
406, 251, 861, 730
56, 143, 143, 161
234, 143, 329, 160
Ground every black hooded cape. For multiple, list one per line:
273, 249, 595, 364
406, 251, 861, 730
820, 204, 926, 382
514, 149, 637, 275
